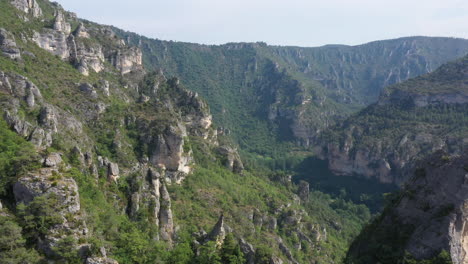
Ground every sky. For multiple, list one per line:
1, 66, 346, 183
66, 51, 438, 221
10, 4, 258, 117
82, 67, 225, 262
54, 0, 468, 47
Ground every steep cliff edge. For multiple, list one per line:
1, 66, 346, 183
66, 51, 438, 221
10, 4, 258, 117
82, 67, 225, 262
316, 55, 468, 184
345, 151, 468, 264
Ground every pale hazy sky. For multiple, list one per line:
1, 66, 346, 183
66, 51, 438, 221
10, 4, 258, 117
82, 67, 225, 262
54, 0, 468, 47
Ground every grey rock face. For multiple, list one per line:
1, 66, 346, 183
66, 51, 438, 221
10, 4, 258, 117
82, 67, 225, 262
0, 72, 42, 108
217, 146, 244, 174
239, 238, 255, 264
13, 167, 87, 256
109, 47, 143, 74
276, 237, 299, 264
3, 110, 54, 148
127, 166, 177, 242
207, 214, 227, 247
148, 124, 193, 183
269, 256, 284, 264
107, 162, 119, 182
39, 106, 58, 132
0, 28, 21, 59
73, 40, 105, 76
11, 0, 42, 17
350, 151, 468, 264
97, 156, 120, 182
297, 180, 309, 201
79, 83, 98, 98
43, 153, 62, 167
75, 23, 90, 39
179, 89, 214, 140
53, 11, 71, 35
14, 168, 80, 213
159, 183, 174, 243
32, 30, 70, 59
398, 152, 468, 263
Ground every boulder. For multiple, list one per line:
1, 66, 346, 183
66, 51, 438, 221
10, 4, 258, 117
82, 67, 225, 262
43, 153, 62, 168
107, 162, 119, 182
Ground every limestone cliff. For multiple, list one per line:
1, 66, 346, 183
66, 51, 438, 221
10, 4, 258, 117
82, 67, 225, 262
13, 153, 88, 257
346, 151, 468, 263
11, 0, 42, 18
316, 55, 468, 184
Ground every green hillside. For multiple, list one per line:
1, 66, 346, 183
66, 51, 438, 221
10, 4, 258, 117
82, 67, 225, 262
0, 0, 376, 263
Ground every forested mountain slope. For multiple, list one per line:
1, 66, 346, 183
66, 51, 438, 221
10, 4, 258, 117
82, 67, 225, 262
315, 55, 468, 184
117, 29, 468, 152
0, 0, 373, 263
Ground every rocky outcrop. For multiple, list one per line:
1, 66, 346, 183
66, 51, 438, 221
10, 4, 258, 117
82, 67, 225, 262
75, 23, 90, 39
347, 151, 468, 264
32, 30, 70, 59
43, 153, 62, 167
53, 11, 71, 35
147, 124, 193, 183
0, 71, 42, 108
71, 38, 105, 76
159, 182, 174, 243
207, 214, 227, 248
97, 156, 120, 182
4, 110, 52, 147
239, 238, 255, 264
127, 166, 175, 243
11, 0, 42, 17
13, 159, 87, 257
109, 47, 143, 74
270, 256, 284, 264
276, 237, 299, 264
217, 146, 244, 174
0, 28, 21, 59
1, 71, 87, 149
177, 88, 214, 140
318, 143, 395, 184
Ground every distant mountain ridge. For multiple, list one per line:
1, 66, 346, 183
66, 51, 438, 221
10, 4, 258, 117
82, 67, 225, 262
115, 29, 468, 151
